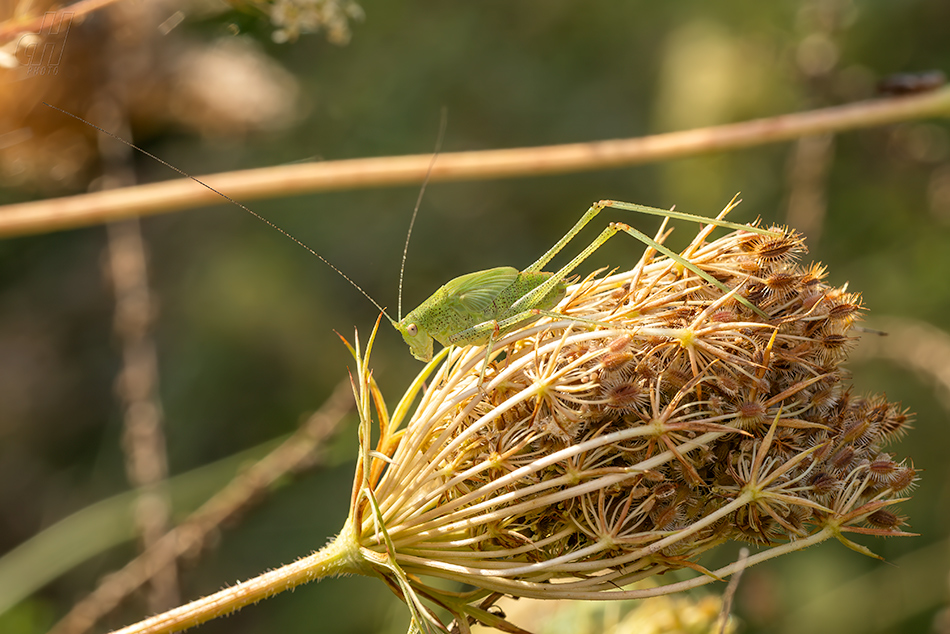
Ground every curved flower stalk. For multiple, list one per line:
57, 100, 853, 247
113, 204, 917, 634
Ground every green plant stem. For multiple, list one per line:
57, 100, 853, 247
2, 88, 949, 236
108, 520, 366, 634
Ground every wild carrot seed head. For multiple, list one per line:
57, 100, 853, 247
345, 209, 918, 631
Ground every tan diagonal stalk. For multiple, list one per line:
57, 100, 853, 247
1, 88, 949, 236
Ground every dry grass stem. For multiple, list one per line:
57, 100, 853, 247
108, 218, 180, 614
100, 111, 180, 614
784, 134, 835, 244
2, 88, 949, 236
51, 381, 352, 634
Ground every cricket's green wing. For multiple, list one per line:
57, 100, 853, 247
440, 266, 520, 319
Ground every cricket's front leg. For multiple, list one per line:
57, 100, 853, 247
448, 310, 547, 387
447, 310, 545, 349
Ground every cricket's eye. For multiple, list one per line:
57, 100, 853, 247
406, 323, 418, 337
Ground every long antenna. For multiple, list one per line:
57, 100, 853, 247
398, 108, 447, 322
44, 102, 396, 325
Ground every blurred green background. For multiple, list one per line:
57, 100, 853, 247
0, 1, 948, 633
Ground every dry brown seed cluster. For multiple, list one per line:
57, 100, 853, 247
347, 215, 916, 630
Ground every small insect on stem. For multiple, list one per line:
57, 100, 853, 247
47, 103, 781, 370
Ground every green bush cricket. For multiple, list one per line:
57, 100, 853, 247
393, 199, 778, 364
53, 105, 779, 368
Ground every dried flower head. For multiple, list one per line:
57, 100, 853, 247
340, 207, 917, 632
118, 205, 917, 634
0, 2, 303, 189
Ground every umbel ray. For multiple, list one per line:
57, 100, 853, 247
48, 103, 780, 365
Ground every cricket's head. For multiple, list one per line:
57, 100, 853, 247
395, 318, 434, 362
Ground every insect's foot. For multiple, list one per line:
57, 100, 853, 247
475, 381, 492, 401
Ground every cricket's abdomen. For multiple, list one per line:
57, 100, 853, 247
417, 268, 565, 347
